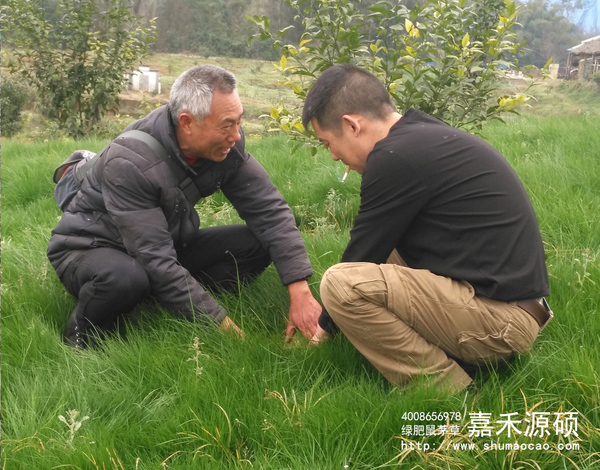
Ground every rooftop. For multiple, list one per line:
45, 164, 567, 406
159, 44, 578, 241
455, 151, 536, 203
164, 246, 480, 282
568, 35, 600, 54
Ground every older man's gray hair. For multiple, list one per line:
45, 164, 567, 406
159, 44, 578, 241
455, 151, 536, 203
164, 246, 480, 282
169, 64, 237, 125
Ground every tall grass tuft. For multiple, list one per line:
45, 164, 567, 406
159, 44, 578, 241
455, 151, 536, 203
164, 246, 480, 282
1, 115, 599, 469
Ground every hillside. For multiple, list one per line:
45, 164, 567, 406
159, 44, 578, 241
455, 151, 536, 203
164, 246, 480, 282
118, 54, 300, 135
10, 54, 600, 141
123, 53, 600, 129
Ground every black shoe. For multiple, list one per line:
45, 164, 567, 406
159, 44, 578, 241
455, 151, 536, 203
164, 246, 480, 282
63, 309, 90, 349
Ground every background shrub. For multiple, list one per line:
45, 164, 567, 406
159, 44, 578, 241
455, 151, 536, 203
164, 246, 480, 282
0, 74, 30, 138
249, 0, 544, 152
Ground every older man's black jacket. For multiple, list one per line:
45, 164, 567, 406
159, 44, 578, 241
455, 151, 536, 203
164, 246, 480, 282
48, 105, 312, 322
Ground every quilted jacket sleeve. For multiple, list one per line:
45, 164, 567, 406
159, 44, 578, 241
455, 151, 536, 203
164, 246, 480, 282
221, 152, 313, 286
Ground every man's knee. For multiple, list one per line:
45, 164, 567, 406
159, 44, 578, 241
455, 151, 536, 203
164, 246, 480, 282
320, 266, 350, 330
97, 260, 149, 299
251, 248, 271, 273
321, 262, 388, 307
320, 263, 351, 310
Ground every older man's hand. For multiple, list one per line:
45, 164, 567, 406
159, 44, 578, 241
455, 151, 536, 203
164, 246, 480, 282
220, 315, 246, 338
285, 280, 322, 342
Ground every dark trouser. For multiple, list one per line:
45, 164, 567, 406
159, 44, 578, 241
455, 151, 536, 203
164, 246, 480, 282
60, 225, 270, 347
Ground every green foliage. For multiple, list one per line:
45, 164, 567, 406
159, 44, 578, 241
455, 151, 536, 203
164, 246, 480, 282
0, 0, 156, 139
591, 71, 600, 87
249, 0, 542, 149
0, 74, 31, 137
515, 0, 584, 68
154, 0, 291, 60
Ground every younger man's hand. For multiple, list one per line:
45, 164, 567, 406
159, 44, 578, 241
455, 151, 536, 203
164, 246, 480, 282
309, 325, 331, 345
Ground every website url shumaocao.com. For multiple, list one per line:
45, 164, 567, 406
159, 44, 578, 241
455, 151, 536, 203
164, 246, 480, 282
399, 440, 581, 452
398, 410, 582, 453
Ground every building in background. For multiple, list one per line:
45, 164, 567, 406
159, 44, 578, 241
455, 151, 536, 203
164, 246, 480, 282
566, 35, 600, 79
125, 66, 161, 93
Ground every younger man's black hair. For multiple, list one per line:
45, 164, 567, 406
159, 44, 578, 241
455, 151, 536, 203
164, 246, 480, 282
302, 64, 395, 135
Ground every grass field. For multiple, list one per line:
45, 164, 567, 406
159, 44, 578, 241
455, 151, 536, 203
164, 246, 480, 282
2, 54, 600, 469
2, 110, 599, 469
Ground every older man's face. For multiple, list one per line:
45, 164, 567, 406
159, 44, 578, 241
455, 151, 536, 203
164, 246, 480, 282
186, 90, 244, 161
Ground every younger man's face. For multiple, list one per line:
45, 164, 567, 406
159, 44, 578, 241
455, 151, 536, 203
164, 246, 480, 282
312, 118, 368, 174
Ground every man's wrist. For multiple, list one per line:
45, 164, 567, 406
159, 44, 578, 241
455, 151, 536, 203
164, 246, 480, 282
318, 306, 340, 336
287, 279, 312, 299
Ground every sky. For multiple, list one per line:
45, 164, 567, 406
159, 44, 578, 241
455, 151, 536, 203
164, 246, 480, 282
568, 1, 599, 33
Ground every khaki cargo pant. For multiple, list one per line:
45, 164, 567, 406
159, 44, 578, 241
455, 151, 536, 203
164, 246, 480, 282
320, 254, 541, 393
